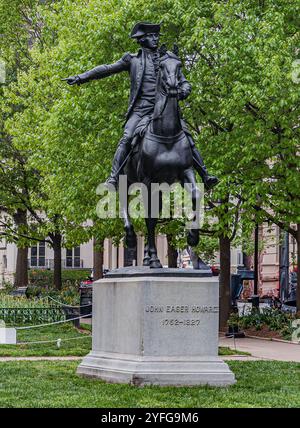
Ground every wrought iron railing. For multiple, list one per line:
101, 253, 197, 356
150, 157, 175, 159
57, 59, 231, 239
0, 307, 65, 325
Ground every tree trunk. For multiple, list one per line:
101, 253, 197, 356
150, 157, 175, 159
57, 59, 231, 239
243, 253, 252, 270
167, 234, 178, 268
93, 239, 104, 281
13, 208, 28, 288
52, 234, 62, 290
219, 235, 231, 330
296, 224, 300, 314
14, 247, 28, 288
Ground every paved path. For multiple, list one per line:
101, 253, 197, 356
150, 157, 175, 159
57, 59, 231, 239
219, 336, 300, 362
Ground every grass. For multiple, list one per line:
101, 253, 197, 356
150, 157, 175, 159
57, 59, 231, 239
0, 360, 299, 407
0, 323, 246, 357
0, 323, 92, 357
218, 346, 250, 356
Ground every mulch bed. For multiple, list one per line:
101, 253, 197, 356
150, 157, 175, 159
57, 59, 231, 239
242, 326, 284, 340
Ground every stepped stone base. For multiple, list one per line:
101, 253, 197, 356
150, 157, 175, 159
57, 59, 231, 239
77, 269, 236, 387
78, 352, 235, 386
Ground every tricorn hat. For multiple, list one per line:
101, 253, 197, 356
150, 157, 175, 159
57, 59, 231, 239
130, 22, 161, 39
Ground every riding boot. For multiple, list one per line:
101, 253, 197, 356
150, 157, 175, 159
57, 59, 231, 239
187, 135, 219, 190
105, 138, 131, 188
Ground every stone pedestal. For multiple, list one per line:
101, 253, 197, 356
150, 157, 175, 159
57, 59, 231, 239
77, 268, 235, 386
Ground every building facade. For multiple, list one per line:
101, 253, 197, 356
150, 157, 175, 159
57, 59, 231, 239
0, 225, 297, 298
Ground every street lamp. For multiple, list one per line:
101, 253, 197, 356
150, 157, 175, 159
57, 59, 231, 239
252, 224, 260, 309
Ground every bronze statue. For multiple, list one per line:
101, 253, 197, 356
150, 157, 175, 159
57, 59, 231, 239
64, 22, 218, 191
64, 22, 218, 268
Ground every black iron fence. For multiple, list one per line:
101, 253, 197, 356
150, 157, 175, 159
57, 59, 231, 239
0, 307, 65, 325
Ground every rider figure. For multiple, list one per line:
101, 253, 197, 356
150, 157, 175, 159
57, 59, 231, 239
65, 22, 218, 190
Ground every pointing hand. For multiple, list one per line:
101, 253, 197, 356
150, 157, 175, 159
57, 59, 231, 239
61, 75, 81, 85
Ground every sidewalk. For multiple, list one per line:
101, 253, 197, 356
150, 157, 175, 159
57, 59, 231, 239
219, 336, 300, 362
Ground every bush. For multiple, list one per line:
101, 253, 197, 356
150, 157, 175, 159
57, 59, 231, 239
44, 285, 81, 306
0, 295, 52, 309
1, 281, 15, 293
228, 308, 299, 340
28, 269, 91, 288
0, 295, 65, 325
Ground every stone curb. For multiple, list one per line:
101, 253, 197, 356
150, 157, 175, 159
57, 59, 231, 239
244, 335, 300, 345
221, 355, 264, 361
220, 332, 299, 345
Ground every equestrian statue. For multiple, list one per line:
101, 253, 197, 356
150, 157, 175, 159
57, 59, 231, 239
64, 22, 218, 268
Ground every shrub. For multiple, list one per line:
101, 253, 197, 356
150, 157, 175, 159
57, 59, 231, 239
0, 295, 65, 325
28, 269, 91, 288
228, 308, 299, 340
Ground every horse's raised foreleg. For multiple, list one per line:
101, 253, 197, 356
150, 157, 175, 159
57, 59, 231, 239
183, 168, 201, 247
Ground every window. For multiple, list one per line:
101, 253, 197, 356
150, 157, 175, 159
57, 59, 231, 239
66, 247, 81, 268
66, 249, 73, 267
38, 241, 45, 267
30, 242, 46, 267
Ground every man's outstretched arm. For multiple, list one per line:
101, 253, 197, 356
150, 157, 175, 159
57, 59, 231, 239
63, 53, 131, 85
178, 68, 191, 100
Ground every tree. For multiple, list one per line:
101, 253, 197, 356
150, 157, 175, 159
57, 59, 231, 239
4, 0, 299, 314
0, 0, 93, 289
0, 0, 40, 287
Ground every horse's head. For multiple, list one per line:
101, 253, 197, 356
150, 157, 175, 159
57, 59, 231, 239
158, 53, 182, 97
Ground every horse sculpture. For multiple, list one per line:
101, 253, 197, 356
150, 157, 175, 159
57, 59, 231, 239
122, 49, 202, 268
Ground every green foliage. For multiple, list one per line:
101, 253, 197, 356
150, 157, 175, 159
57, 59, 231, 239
0, 293, 66, 324
28, 268, 91, 289
228, 308, 299, 340
0, 294, 52, 309
27, 269, 91, 305
218, 346, 250, 356
1, 0, 300, 269
42, 284, 81, 306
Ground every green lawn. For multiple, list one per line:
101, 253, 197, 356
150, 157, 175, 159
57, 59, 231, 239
0, 323, 92, 357
0, 361, 299, 407
218, 346, 250, 356
0, 322, 248, 357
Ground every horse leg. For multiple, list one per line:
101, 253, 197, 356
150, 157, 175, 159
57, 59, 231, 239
145, 218, 162, 268
183, 168, 201, 247
121, 184, 137, 249
143, 238, 151, 266
145, 189, 162, 268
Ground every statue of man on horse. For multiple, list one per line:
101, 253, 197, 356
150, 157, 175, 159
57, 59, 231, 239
64, 22, 218, 191
64, 22, 219, 268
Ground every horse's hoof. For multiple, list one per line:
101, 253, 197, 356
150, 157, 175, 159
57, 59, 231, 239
150, 258, 163, 269
143, 256, 151, 266
187, 230, 199, 246
125, 226, 137, 249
